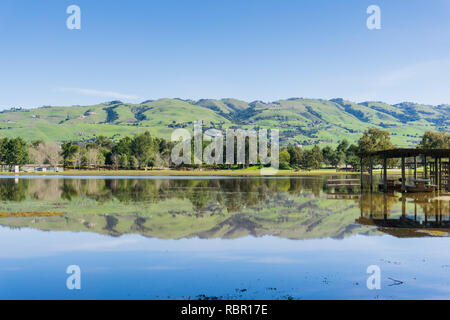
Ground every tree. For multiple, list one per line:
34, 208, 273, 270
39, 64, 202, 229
118, 154, 128, 169
130, 132, 156, 168
345, 144, 360, 169
418, 131, 450, 149
322, 146, 335, 166
357, 128, 395, 167
86, 147, 104, 169
330, 150, 344, 168
44, 142, 62, 166
310, 145, 323, 169
94, 135, 114, 149
129, 155, 139, 169
4, 138, 29, 165
358, 128, 394, 155
298, 146, 323, 170
287, 145, 302, 169
62, 142, 80, 167
28, 145, 45, 165
72, 150, 83, 169
336, 139, 349, 155
279, 150, 291, 169
111, 153, 119, 170
30, 141, 62, 166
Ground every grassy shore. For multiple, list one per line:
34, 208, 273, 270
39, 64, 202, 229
0, 168, 362, 177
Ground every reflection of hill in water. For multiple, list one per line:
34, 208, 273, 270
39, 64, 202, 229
1, 177, 448, 239
0, 177, 377, 240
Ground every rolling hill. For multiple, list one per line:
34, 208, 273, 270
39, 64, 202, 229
0, 97, 448, 147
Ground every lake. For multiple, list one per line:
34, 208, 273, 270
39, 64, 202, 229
0, 175, 449, 299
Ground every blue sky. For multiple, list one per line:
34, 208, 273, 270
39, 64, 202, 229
1, 0, 450, 108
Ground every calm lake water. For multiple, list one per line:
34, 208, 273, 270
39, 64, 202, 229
0, 175, 450, 300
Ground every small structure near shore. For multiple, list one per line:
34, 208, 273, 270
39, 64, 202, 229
359, 148, 450, 192
20, 165, 64, 173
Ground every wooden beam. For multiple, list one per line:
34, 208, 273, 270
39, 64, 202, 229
369, 157, 373, 191
383, 157, 387, 193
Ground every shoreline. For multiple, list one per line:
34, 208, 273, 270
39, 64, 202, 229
0, 169, 362, 177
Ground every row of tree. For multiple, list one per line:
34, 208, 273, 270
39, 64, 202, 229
279, 129, 450, 170
0, 129, 448, 170
0, 132, 173, 169
60, 132, 173, 169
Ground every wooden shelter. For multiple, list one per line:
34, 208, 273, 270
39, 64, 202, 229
359, 148, 450, 192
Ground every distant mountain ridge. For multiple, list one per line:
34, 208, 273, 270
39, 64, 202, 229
0, 97, 448, 146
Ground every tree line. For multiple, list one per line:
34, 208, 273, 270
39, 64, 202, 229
279, 129, 450, 170
0, 129, 448, 170
0, 132, 173, 169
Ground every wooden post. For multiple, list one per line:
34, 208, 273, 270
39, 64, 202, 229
435, 158, 439, 190
401, 156, 406, 193
414, 156, 417, 180
383, 157, 388, 193
369, 157, 373, 191
424, 155, 427, 179
439, 158, 442, 190
447, 160, 450, 192
402, 194, 406, 217
360, 157, 364, 190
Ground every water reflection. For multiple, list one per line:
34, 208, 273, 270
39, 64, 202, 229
357, 192, 450, 237
0, 176, 370, 239
0, 176, 448, 240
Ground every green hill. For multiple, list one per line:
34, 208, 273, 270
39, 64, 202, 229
0, 97, 447, 146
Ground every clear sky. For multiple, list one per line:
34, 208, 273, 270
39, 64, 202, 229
1, 0, 450, 109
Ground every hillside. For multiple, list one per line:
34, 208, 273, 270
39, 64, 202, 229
0, 98, 448, 146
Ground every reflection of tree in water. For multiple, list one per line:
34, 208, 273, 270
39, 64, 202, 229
0, 179, 29, 201
28, 179, 62, 200
103, 215, 120, 237
0, 176, 375, 239
0, 177, 327, 212
61, 179, 111, 202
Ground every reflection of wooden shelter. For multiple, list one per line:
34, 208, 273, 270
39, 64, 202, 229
356, 192, 450, 238
356, 216, 450, 238
359, 148, 450, 192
